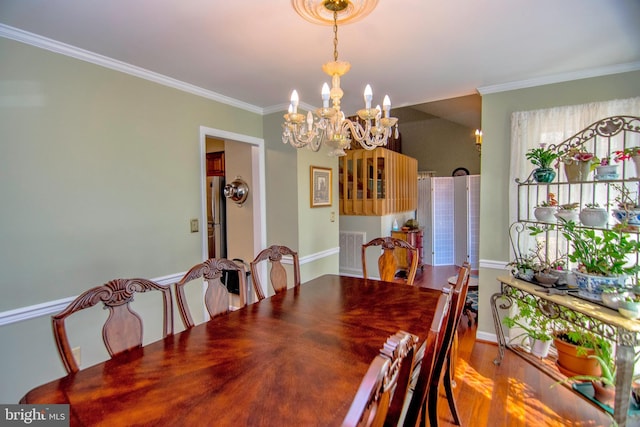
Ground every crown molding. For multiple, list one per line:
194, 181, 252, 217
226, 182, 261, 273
478, 62, 640, 95
0, 24, 264, 115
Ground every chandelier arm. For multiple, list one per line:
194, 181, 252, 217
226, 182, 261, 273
340, 119, 388, 150
283, 121, 327, 152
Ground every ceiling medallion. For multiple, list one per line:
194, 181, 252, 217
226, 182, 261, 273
291, 0, 379, 25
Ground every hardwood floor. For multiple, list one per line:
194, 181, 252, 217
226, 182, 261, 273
415, 266, 614, 427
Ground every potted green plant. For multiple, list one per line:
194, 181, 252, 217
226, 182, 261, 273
559, 148, 594, 182
618, 293, 640, 320
560, 220, 640, 301
554, 202, 579, 223
600, 286, 632, 310
534, 193, 558, 222
552, 325, 602, 379
506, 251, 536, 281
613, 146, 640, 178
526, 145, 559, 183
611, 184, 640, 226
528, 240, 565, 286
593, 156, 620, 180
553, 335, 616, 407
579, 202, 609, 228
502, 294, 553, 358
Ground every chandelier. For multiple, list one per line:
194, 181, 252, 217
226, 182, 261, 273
283, 0, 399, 156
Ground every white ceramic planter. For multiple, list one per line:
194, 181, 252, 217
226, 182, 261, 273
530, 338, 552, 358
618, 300, 640, 319
555, 210, 579, 223
534, 206, 557, 222
595, 164, 619, 180
579, 207, 609, 227
601, 291, 632, 309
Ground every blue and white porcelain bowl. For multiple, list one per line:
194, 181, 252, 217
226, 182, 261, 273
612, 209, 640, 225
573, 269, 627, 301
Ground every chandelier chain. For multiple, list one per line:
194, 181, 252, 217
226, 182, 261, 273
333, 11, 339, 62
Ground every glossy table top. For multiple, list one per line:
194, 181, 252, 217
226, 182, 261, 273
21, 274, 441, 426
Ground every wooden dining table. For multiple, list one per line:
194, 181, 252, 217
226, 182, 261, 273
21, 274, 442, 426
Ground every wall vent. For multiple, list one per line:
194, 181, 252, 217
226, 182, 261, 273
339, 231, 366, 274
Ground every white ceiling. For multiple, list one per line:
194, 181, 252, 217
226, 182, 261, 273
1, 0, 639, 122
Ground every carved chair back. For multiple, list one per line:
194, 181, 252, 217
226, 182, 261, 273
362, 237, 419, 285
250, 245, 300, 301
175, 258, 247, 329
52, 278, 173, 374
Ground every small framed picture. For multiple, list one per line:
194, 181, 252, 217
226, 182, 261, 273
310, 166, 332, 208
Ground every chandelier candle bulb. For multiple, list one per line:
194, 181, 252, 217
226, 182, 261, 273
364, 84, 373, 109
290, 90, 299, 114
321, 83, 330, 108
383, 95, 391, 118
307, 111, 314, 129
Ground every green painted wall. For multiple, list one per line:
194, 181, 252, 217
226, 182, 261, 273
0, 37, 263, 402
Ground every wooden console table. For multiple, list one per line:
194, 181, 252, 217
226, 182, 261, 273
491, 275, 640, 427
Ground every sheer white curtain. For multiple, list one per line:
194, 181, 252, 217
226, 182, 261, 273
509, 97, 640, 224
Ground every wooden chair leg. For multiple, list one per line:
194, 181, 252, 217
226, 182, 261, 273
444, 356, 461, 425
427, 380, 439, 427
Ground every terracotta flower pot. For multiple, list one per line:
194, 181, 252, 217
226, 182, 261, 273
592, 381, 615, 408
553, 335, 601, 378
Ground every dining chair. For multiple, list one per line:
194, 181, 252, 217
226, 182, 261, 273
174, 258, 248, 329
342, 330, 419, 427
250, 245, 300, 301
361, 237, 419, 285
52, 278, 174, 374
402, 287, 453, 427
427, 263, 471, 427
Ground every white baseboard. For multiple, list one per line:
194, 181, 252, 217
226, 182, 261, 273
476, 330, 498, 343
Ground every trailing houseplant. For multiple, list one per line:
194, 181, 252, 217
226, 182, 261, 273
502, 293, 553, 357
614, 146, 640, 178
526, 145, 559, 183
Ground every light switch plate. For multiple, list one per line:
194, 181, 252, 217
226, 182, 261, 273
190, 218, 199, 233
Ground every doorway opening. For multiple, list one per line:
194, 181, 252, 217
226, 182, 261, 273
199, 127, 266, 283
